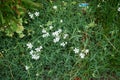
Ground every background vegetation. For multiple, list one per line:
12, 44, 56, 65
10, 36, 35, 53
0, 0, 42, 37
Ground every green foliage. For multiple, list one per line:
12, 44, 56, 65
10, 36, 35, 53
0, 0, 120, 80
89, 0, 120, 79
0, 0, 42, 37
89, 0, 120, 33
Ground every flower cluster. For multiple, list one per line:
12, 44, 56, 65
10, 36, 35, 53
52, 29, 62, 43
40, 21, 69, 47
26, 42, 42, 60
60, 42, 67, 47
24, 2, 92, 77
42, 29, 50, 38
73, 48, 89, 59
26, 42, 33, 49
28, 11, 39, 19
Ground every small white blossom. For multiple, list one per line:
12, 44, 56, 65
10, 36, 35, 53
35, 46, 42, 52
28, 12, 31, 14
31, 54, 40, 60
52, 29, 62, 36
118, 7, 120, 12
34, 12, 39, 17
64, 42, 67, 44
42, 29, 47, 33
60, 19, 63, 23
79, 53, 85, 58
36, 73, 39, 76
97, 4, 101, 7
58, 29, 62, 33
28, 13, 34, 19
49, 25, 53, 30
73, 48, 79, 53
60, 42, 67, 47
53, 5, 57, 10
81, 49, 89, 54
39, 25, 43, 27
84, 49, 89, 54
63, 34, 68, 39
60, 42, 65, 47
26, 42, 33, 49
42, 33, 50, 38
52, 31, 59, 37
53, 37, 60, 43
25, 65, 30, 70
40, 46, 43, 49
30, 50, 34, 55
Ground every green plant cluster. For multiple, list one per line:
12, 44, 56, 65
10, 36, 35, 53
89, 0, 120, 75
0, 0, 41, 37
89, 0, 120, 34
0, 0, 120, 80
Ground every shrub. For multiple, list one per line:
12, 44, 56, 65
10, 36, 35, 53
0, 0, 42, 38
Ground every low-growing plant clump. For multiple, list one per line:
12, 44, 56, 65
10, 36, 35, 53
0, 0, 120, 80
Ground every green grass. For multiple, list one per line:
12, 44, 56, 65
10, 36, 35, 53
0, 0, 120, 80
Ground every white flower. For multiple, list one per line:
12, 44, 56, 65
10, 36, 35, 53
42, 33, 50, 38
28, 12, 31, 14
49, 25, 53, 30
81, 49, 89, 54
52, 29, 62, 37
29, 14, 34, 19
42, 29, 49, 38
53, 5, 57, 10
30, 50, 34, 55
36, 73, 39, 76
53, 37, 60, 43
26, 42, 33, 49
35, 46, 42, 52
84, 49, 89, 54
79, 53, 85, 58
25, 65, 30, 70
52, 31, 59, 37
58, 29, 62, 33
60, 19, 63, 23
60, 42, 67, 47
60, 42, 65, 47
97, 4, 101, 8
63, 34, 68, 39
65, 42, 67, 44
31, 54, 40, 60
34, 12, 39, 17
118, 7, 120, 12
73, 48, 79, 53
39, 25, 43, 27
28, 13, 34, 19
42, 29, 47, 33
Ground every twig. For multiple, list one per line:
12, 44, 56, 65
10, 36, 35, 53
8, 65, 15, 80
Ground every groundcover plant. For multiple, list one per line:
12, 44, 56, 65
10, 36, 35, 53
0, 0, 120, 80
